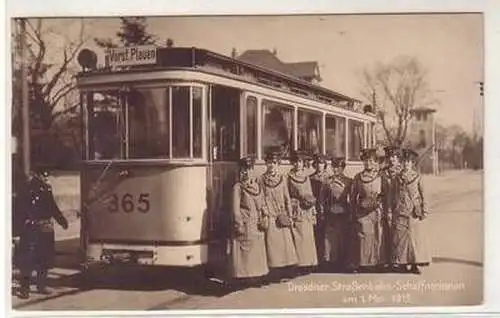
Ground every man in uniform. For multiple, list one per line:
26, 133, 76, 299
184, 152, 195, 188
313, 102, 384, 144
16, 169, 69, 299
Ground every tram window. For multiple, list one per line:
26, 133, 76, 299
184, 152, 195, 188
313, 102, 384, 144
172, 86, 191, 158
325, 115, 346, 158
262, 99, 294, 158
211, 86, 240, 161
348, 119, 365, 161
297, 109, 322, 154
89, 91, 123, 160
127, 88, 169, 158
246, 96, 258, 157
193, 87, 203, 158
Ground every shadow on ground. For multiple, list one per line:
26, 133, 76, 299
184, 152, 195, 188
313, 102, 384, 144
12, 237, 235, 303
431, 257, 482, 267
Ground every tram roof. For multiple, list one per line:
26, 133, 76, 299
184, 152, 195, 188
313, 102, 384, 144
77, 47, 363, 106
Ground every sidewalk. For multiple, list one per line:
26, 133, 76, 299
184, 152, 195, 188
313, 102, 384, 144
201, 171, 483, 309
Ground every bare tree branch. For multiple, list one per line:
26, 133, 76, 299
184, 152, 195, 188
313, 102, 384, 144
359, 56, 430, 147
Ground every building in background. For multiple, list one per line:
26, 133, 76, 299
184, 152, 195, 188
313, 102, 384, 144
233, 48, 322, 84
407, 107, 437, 174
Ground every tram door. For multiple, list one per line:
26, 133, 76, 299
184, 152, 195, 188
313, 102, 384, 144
206, 85, 241, 270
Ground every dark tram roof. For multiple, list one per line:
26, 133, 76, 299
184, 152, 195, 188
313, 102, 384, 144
79, 47, 364, 109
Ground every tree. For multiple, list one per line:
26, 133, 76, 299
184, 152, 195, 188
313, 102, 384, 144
12, 18, 87, 168
95, 17, 157, 48
360, 56, 436, 147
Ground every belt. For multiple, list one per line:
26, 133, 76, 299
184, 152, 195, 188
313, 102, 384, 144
25, 219, 53, 226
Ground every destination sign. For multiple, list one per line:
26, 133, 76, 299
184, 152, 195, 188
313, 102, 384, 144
105, 45, 157, 67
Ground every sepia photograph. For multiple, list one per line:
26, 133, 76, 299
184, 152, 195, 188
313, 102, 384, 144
9, 13, 484, 311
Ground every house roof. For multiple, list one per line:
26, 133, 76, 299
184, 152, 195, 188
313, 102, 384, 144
237, 50, 284, 71
236, 49, 321, 81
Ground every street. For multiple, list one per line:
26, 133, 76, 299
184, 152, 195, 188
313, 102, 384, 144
11, 170, 483, 310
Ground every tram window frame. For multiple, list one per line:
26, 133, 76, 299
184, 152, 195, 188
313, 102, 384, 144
86, 90, 125, 160
171, 86, 191, 158
169, 84, 205, 160
325, 114, 346, 158
297, 108, 322, 155
126, 87, 170, 159
84, 84, 206, 161
245, 95, 258, 157
261, 98, 295, 160
347, 119, 365, 161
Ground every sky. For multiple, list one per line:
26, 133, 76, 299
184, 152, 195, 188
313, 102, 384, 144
36, 13, 483, 134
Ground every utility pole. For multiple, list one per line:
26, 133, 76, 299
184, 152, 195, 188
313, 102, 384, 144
20, 18, 30, 176
432, 112, 438, 175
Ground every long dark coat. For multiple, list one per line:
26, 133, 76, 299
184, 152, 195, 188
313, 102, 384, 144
320, 173, 352, 265
15, 176, 67, 271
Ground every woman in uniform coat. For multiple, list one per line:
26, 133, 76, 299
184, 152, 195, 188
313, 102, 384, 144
320, 157, 352, 272
309, 153, 329, 267
230, 156, 269, 287
380, 146, 403, 269
348, 148, 386, 272
260, 150, 298, 282
390, 148, 431, 274
287, 151, 318, 274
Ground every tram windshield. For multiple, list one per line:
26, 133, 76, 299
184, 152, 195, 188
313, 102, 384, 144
85, 86, 203, 160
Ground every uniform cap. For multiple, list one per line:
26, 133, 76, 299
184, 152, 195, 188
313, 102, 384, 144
312, 153, 326, 164
290, 150, 308, 163
264, 147, 282, 162
384, 146, 403, 158
360, 148, 378, 161
238, 156, 255, 169
402, 148, 419, 162
332, 157, 346, 168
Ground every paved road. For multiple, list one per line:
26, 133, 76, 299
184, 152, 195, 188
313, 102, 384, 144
11, 170, 483, 310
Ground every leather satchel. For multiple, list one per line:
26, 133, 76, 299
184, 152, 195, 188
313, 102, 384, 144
276, 213, 293, 228
257, 216, 270, 231
299, 195, 316, 210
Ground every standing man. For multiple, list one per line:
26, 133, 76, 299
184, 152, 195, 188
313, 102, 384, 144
16, 169, 69, 299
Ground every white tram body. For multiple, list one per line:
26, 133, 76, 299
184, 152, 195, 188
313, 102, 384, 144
77, 47, 377, 269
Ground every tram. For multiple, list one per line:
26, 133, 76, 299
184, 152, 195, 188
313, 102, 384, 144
76, 46, 377, 272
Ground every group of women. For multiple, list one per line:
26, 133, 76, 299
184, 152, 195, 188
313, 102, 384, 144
229, 146, 431, 288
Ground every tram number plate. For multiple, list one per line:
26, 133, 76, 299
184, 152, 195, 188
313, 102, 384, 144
107, 193, 150, 213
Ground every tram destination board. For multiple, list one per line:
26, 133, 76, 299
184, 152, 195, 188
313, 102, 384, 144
105, 45, 157, 67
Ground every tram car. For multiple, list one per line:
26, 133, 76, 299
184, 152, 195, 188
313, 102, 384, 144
76, 45, 377, 273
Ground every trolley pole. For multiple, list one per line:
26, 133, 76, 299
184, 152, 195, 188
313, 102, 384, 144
20, 18, 31, 177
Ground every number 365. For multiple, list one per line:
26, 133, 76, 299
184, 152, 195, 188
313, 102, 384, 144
108, 193, 150, 213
